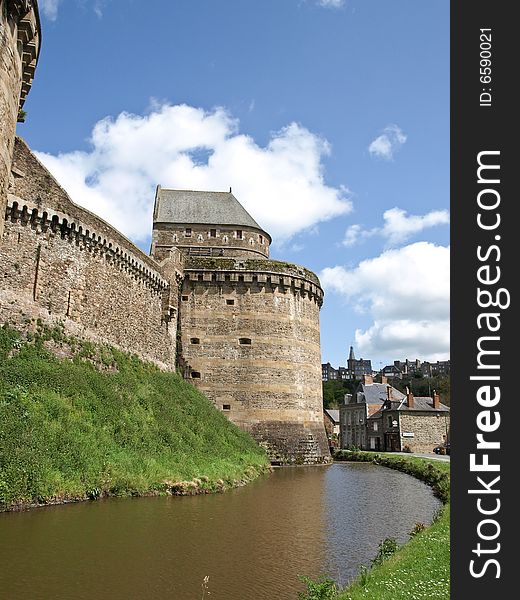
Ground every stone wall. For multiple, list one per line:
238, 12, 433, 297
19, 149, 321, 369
0, 0, 40, 237
398, 412, 450, 453
178, 257, 330, 464
151, 223, 270, 261
1, 138, 180, 369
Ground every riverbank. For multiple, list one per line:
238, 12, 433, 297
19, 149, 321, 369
332, 451, 450, 600
0, 324, 270, 512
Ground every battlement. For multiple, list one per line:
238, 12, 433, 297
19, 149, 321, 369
184, 257, 324, 307
5, 197, 168, 293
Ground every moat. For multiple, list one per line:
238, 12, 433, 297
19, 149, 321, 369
0, 463, 441, 599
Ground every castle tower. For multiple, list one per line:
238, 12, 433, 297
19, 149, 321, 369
152, 188, 331, 464
0, 0, 40, 237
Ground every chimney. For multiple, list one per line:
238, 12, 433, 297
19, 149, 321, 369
406, 386, 414, 409
363, 374, 373, 385
432, 390, 440, 409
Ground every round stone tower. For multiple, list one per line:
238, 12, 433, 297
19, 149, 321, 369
0, 0, 40, 237
152, 187, 331, 464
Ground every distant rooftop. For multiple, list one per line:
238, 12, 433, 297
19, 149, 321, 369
153, 187, 270, 238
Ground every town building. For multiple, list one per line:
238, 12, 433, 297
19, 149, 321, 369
346, 346, 373, 379
340, 376, 450, 453
322, 347, 373, 382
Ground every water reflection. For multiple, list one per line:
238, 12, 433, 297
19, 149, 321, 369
0, 463, 440, 599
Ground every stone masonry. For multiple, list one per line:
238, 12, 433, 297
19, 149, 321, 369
0, 0, 40, 238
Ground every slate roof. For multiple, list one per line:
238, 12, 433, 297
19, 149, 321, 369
153, 187, 270, 238
356, 383, 405, 405
395, 397, 450, 412
324, 409, 340, 423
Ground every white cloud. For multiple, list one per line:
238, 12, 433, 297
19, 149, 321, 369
368, 124, 407, 160
40, 0, 106, 20
342, 207, 449, 247
41, 0, 62, 20
320, 242, 450, 360
35, 103, 352, 243
317, 0, 345, 8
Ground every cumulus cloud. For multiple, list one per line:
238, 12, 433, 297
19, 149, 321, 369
320, 242, 450, 360
368, 124, 407, 160
35, 103, 352, 243
40, 0, 62, 20
317, 0, 345, 8
342, 207, 449, 247
40, 0, 106, 20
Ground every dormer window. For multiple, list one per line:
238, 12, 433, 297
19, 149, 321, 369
236, 230, 243, 239
210, 229, 217, 238
185, 228, 192, 237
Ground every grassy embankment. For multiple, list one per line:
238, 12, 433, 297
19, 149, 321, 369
336, 451, 449, 600
0, 324, 270, 510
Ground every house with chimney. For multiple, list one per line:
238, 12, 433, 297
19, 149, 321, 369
339, 375, 450, 453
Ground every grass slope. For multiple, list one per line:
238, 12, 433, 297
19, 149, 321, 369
0, 325, 269, 509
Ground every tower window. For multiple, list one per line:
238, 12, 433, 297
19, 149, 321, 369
210, 229, 217, 238
190, 338, 200, 344
185, 228, 192, 237
259, 234, 264, 244
236, 230, 243, 239
239, 338, 252, 345
222, 404, 231, 411
226, 299, 235, 306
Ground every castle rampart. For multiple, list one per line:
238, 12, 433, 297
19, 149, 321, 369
0, 0, 40, 237
1, 138, 180, 369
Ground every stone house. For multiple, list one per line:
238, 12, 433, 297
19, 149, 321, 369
381, 389, 450, 453
340, 376, 450, 453
339, 375, 405, 450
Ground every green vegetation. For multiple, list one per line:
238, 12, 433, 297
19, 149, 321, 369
322, 379, 357, 409
300, 451, 450, 600
0, 325, 269, 510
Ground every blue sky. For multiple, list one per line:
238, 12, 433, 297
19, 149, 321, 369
20, 0, 450, 368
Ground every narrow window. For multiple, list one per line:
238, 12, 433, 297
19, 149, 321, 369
259, 234, 264, 244
239, 338, 252, 345
210, 229, 217, 238
181, 295, 189, 301
190, 338, 200, 344
185, 228, 192, 237
226, 299, 235, 306
387, 416, 393, 428
236, 230, 243, 239
191, 371, 201, 379
222, 404, 231, 411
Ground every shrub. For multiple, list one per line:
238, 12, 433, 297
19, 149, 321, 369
298, 576, 339, 600
371, 537, 399, 567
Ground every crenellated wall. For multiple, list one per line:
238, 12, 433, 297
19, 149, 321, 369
0, 0, 40, 237
0, 138, 181, 369
179, 257, 330, 464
